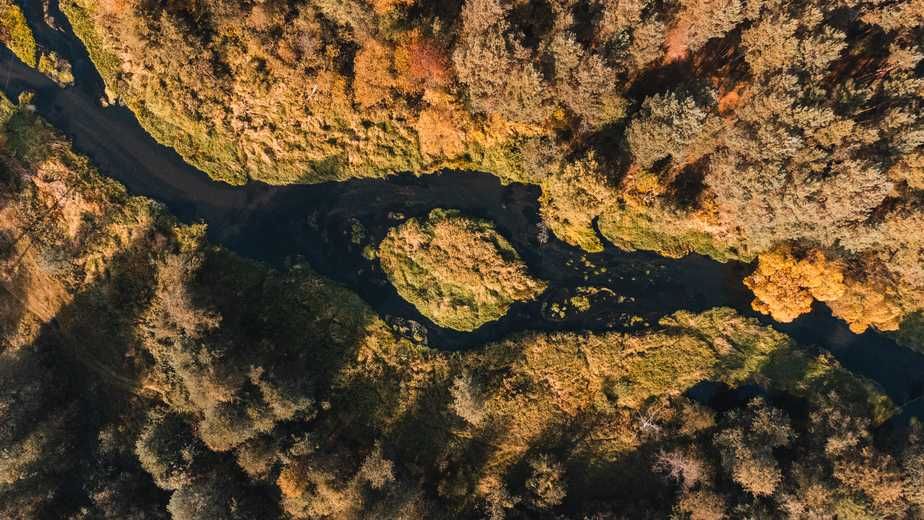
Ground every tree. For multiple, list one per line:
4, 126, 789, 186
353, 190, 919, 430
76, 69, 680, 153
524, 454, 567, 510
713, 398, 792, 497
452, 0, 552, 124
356, 443, 395, 491
744, 247, 846, 323
676, 0, 744, 54
627, 91, 718, 169
449, 373, 486, 427
166, 466, 268, 520
539, 151, 614, 252
135, 410, 207, 491
629, 17, 666, 71
353, 39, 396, 108
549, 33, 626, 128
654, 448, 708, 490
140, 252, 317, 452
394, 31, 452, 94
740, 16, 799, 76
677, 488, 726, 520
901, 423, 924, 510
0, 345, 77, 516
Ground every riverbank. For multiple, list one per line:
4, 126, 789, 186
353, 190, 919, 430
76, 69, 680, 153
0, 7, 922, 418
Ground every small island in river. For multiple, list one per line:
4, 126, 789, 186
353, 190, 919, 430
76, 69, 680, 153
0, 0, 923, 518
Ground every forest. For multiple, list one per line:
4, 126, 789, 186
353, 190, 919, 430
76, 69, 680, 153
51, 0, 924, 340
0, 0, 923, 518
0, 74, 919, 519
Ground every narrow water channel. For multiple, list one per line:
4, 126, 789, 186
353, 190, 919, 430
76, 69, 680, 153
4, 2, 924, 418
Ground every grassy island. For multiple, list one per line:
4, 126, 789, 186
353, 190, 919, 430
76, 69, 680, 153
378, 209, 546, 330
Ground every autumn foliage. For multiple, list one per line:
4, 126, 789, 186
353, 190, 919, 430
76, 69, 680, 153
394, 31, 451, 94
746, 247, 903, 333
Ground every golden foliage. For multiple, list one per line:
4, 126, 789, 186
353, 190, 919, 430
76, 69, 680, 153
353, 39, 396, 109
539, 152, 613, 252
414, 90, 466, 159
828, 282, 903, 334
37, 51, 75, 87
394, 31, 452, 94
1, 90, 915, 518
889, 151, 924, 190
746, 247, 903, 333
52, 0, 924, 337
833, 448, 905, 508
367, 0, 415, 15
278, 459, 357, 519
678, 488, 727, 520
676, 0, 743, 53
744, 248, 846, 323
437, 307, 833, 490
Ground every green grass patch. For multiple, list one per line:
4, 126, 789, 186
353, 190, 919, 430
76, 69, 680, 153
58, 0, 120, 81
893, 312, 924, 354
379, 209, 546, 331
0, 0, 37, 67
599, 202, 747, 262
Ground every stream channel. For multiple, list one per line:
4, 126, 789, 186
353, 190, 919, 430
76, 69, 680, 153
5, 0, 924, 421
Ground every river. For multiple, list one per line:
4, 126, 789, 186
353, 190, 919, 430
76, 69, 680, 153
4, 0, 924, 420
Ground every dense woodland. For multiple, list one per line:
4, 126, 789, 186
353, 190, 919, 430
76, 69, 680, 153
0, 84, 922, 517
52, 0, 924, 338
0, 0, 924, 518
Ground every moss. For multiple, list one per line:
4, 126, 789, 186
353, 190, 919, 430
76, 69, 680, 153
662, 308, 792, 379
2, 85, 909, 517
128, 97, 247, 186
378, 209, 546, 331
759, 349, 895, 424
569, 294, 591, 312
61, 0, 247, 185
57, 0, 554, 189
0, 0, 37, 67
538, 152, 611, 253
444, 306, 877, 478
0, 90, 17, 124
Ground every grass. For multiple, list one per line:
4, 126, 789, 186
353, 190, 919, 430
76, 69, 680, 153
58, 0, 120, 81
759, 348, 895, 424
598, 201, 747, 262
443, 306, 895, 481
893, 312, 924, 354
60, 0, 248, 185
37, 52, 75, 86
0, 0, 37, 67
1, 85, 904, 516
378, 209, 546, 331
56, 0, 545, 188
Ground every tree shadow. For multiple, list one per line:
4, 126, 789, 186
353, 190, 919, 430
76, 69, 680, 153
0, 230, 172, 517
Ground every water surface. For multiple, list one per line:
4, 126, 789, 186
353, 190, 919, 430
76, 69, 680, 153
4, 4, 923, 417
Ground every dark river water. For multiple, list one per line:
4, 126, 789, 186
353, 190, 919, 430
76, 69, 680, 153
5, 0, 924, 420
